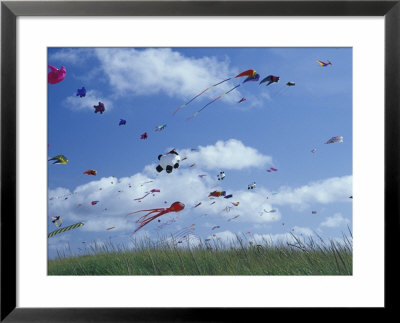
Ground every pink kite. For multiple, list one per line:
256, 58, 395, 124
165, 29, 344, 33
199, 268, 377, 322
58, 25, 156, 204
48, 65, 66, 84
128, 202, 185, 233
140, 132, 148, 140
238, 97, 246, 103
91, 201, 99, 205
134, 189, 160, 201
211, 226, 220, 230
266, 167, 278, 172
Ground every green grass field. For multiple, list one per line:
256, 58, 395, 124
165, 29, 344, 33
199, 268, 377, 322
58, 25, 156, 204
48, 232, 352, 275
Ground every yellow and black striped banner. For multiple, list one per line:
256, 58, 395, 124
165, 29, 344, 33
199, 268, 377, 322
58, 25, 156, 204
48, 222, 84, 238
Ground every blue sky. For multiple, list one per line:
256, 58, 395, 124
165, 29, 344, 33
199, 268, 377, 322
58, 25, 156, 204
48, 47, 352, 260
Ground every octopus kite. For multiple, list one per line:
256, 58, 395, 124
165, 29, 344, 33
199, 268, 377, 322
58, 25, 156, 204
128, 202, 185, 233
48, 65, 66, 84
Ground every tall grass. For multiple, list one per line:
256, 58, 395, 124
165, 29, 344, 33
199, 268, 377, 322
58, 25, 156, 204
48, 232, 352, 275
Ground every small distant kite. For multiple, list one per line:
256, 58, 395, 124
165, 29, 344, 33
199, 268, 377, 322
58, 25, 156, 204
248, 182, 256, 190
134, 189, 161, 201
208, 191, 226, 198
48, 155, 68, 164
266, 167, 278, 172
48, 221, 84, 238
51, 216, 63, 227
94, 102, 105, 114
106, 227, 115, 231
228, 215, 240, 221
317, 60, 332, 67
312, 211, 317, 214
189, 163, 196, 168
155, 124, 166, 132
211, 226, 220, 230
140, 132, 148, 139
83, 169, 97, 176
119, 119, 126, 126
238, 97, 246, 103
48, 65, 66, 84
193, 202, 202, 208
311, 148, 317, 153
217, 171, 225, 180
260, 75, 280, 86
76, 87, 86, 97
191, 148, 199, 152
286, 82, 295, 86
224, 194, 233, 199
128, 201, 185, 233
325, 136, 343, 144
232, 202, 239, 206
264, 209, 277, 213
349, 196, 353, 199
91, 201, 99, 205
198, 174, 207, 178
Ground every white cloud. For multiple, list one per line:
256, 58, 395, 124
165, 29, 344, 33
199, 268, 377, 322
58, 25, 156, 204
272, 175, 352, 209
180, 139, 272, 170
320, 213, 350, 228
49, 48, 95, 65
63, 89, 113, 112
94, 48, 242, 102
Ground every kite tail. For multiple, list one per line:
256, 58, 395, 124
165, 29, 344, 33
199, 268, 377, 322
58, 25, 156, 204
173, 78, 232, 115
133, 210, 168, 233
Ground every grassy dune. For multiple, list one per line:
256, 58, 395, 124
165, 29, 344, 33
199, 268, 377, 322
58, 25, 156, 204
48, 232, 352, 275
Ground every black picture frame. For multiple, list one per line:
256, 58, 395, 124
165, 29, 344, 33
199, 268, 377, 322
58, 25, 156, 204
1, 1, 398, 321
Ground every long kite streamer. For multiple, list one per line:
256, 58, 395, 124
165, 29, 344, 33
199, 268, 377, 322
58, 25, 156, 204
173, 69, 256, 115
48, 221, 84, 238
187, 84, 241, 120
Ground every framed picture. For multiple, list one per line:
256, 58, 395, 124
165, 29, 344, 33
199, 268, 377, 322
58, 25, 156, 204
1, 0, 398, 321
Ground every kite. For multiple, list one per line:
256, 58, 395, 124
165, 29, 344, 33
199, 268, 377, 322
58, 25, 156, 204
134, 189, 161, 201
217, 171, 225, 180
232, 202, 239, 206
83, 169, 97, 176
325, 136, 343, 144
266, 167, 278, 172
243, 73, 260, 83
264, 209, 277, 213
48, 155, 68, 165
91, 201, 99, 205
286, 82, 295, 86
51, 216, 63, 227
119, 119, 126, 126
210, 201, 216, 205
228, 215, 240, 221
224, 194, 233, 199
187, 84, 241, 120
312, 211, 317, 214
211, 226, 220, 230
156, 149, 181, 174
238, 97, 246, 103
127, 201, 185, 233
48, 65, 66, 84
208, 191, 226, 198
259, 75, 280, 86
198, 174, 207, 178
311, 148, 317, 153
106, 227, 115, 231
248, 182, 256, 190
189, 163, 196, 168
155, 124, 167, 132
191, 148, 199, 152
349, 196, 353, 199
173, 69, 257, 115
317, 60, 332, 67
76, 87, 86, 97
48, 221, 84, 238
93, 102, 105, 114
140, 180, 154, 186
193, 202, 202, 208
140, 132, 148, 139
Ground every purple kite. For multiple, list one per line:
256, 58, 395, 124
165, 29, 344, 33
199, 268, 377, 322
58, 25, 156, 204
94, 102, 105, 114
